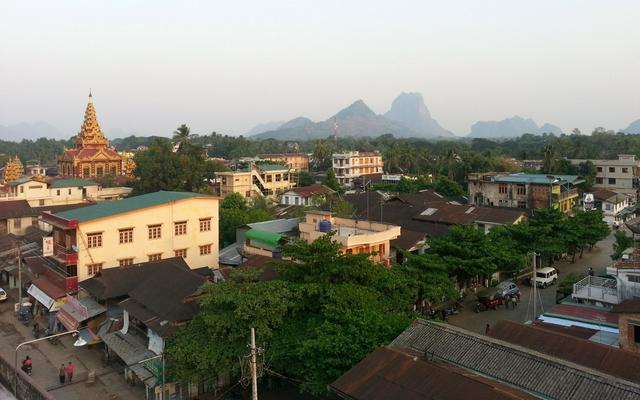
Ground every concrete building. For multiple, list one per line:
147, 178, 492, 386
280, 183, 334, 206
467, 172, 582, 213
0, 177, 131, 207
592, 189, 635, 224
332, 151, 384, 187
299, 210, 400, 266
258, 153, 309, 172
569, 155, 640, 195
41, 191, 220, 282
0, 200, 38, 235
215, 162, 294, 198
612, 300, 640, 353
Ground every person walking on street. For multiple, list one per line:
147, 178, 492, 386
58, 364, 66, 384
66, 361, 74, 383
485, 323, 491, 335
588, 267, 594, 277
511, 295, 517, 309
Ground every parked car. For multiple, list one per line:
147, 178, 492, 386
495, 281, 519, 298
0, 288, 7, 302
532, 267, 558, 288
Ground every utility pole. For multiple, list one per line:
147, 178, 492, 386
16, 242, 22, 306
532, 252, 537, 321
250, 327, 258, 400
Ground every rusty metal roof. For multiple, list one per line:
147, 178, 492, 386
612, 299, 640, 314
390, 319, 640, 400
488, 320, 640, 386
330, 346, 536, 400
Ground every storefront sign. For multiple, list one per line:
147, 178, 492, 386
27, 284, 54, 310
584, 193, 595, 211
42, 237, 54, 257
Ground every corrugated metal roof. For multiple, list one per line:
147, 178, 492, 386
54, 191, 214, 222
48, 178, 97, 188
245, 229, 287, 247
494, 173, 580, 185
246, 218, 300, 233
391, 319, 640, 400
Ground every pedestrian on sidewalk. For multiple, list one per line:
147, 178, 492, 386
511, 295, 518, 309
66, 361, 74, 383
588, 267, 594, 277
58, 364, 65, 384
485, 323, 491, 335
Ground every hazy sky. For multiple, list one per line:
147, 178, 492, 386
1, 0, 639, 138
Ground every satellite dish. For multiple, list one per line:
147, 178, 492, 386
71, 245, 79, 252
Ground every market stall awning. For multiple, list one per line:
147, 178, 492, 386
245, 229, 287, 247
27, 284, 55, 310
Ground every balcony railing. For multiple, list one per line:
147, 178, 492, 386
553, 188, 579, 201
52, 243, 78, 265
572, 275, 618, 304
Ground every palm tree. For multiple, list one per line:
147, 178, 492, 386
173, 124, 192, 150
542, 144, 556, 174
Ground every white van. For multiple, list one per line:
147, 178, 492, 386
532, 267, 558, 288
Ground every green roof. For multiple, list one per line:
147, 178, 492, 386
245, 229, 287, 247
7, 178, 30, 187
494, 173, 580, 185
237, 163, 289, 173
49, 179, 97, 188
55, 191, 212, 222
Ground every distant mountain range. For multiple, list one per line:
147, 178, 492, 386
0, 121, 67, 141
468, 116, 563, 138
248, 92, 453, 140
623, 120, 640, 134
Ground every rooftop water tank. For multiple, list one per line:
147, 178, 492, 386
319, 219, 332, 233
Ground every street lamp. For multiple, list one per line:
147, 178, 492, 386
14, 330, 86, 397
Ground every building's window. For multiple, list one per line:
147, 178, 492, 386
628, 275, 640, 283
148, 224, 162, 239
275, 174, 281, 182
119, 258, 134, 266
623, 167, 629, 173
20, 187, 24, 194
83, 167, 90, 177
266, 175, 273, 182
609, 167, 615, 173
96, 166, 104, 177
284, 196, 289, 205
295, 197, 299, 205
174, 249, 187, 258
174, 221, 187, 236
119, 228, 133, 244
148, 253, 162, 261
609, 178, 617, 185
38, 199, 45, 206
605, 204, 611, 211
221, 177, 227, 185
87, 263, 103, 276
87, 233, 103, 248
245, 191, 251, 198
199, 244, 212, 255
110, 166, 116, 175
199, 218, 211, 232
499, 184, 508, 194
597, 167, 602, 172
596, 177, 603, 184
516, 185, 526, 195
517, 201, 527, 209
283, 174, 289, 181
346, 249, 353, 254
68, 189, 72, 195
13, 219, 21, 229
634, 325, 640, 344
56, 190, 60, 196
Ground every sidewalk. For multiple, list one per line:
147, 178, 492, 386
0, 293, 144, 400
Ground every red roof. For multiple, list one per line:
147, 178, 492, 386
61, 147, 120, 160
547, 304, 618, 326
287, 183, 334, 198
31, 277, 66, 299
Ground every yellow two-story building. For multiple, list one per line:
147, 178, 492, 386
42, 191, 220, 282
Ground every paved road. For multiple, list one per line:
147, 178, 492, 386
448, 229, 618, 334
0, 383, 15, 399
0, 294, 144, 399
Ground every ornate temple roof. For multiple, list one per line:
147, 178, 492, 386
74, 93, 110, 149
3, 156, 24, 183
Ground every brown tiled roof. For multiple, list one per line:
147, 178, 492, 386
0, 200, 37, 219
219, 255, 278, 282
390, 229, 427, 250
286, 183, 334, 198
611, 299, 640, 314
330, 346, 536, 400
593, 189, 629, 203
413, 203, 526, 225
489, 320, 640, 385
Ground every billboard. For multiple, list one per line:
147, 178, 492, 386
583, 193, 594, 211
42, 237, 54, 257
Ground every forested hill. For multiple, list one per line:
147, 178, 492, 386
0, 138, 71, 166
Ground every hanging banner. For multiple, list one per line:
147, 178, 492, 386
43, 237, 54, 257
584, 193, 595, 211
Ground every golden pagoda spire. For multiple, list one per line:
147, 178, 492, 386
3, 156, 24, 183
75, 92, 109, 149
